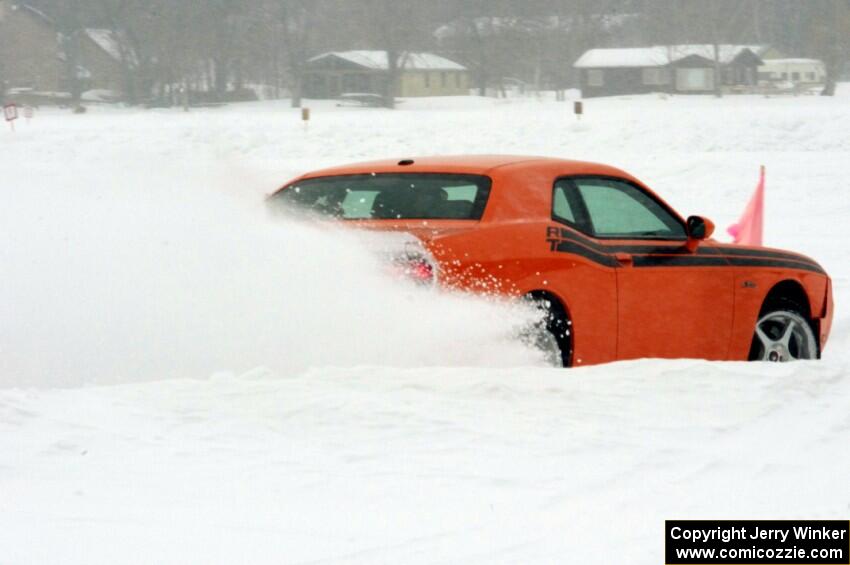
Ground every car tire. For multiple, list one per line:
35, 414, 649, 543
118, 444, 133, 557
522, 296, 573, 368
748, 297, 819, 362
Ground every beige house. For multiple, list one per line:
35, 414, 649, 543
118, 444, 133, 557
305, 50, 469, 99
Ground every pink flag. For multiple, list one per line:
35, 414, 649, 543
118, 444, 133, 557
727, 166, 765, 246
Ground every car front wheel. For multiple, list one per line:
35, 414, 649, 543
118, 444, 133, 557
751, 307, 818, 362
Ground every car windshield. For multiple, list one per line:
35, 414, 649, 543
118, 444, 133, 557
270, 173, 492, 220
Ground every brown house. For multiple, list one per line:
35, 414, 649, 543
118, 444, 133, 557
0, 1, 134, 101
78, 28, 135, 97
574, 45, 776, 98
0, 1, 64, 95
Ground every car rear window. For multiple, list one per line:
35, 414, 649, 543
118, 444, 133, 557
270, 174, 491, 220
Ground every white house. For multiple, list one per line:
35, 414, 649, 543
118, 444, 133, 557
758, 58, 825, 85
573, 45, 775, 97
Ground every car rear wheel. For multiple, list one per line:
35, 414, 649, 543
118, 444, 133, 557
521, 295, 573, 368
750, 305, 818, 362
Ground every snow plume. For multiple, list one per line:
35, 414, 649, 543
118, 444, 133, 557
0, 158, 543, 388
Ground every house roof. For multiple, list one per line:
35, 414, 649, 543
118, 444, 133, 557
309, 50, 466, 71
574, 45, 767, 68
84, 28, 138, 67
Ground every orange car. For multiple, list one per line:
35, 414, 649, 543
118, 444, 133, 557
268, 155, 833, 367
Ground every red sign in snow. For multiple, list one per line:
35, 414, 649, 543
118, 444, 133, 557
4, 103, 18, 122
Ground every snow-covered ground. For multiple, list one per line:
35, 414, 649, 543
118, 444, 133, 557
1, 90, 848, 564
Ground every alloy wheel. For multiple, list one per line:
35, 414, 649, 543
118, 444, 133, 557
754, 310, 817, 362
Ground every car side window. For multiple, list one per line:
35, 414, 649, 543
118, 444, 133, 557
570, 177, 686, 239
552, 184, 576, 223
551, 181, 593, 232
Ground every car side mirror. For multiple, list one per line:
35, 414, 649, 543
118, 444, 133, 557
686, 215, 715, 250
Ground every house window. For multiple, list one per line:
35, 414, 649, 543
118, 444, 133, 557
791, 72, 801, 81
424, 73, 430, 88
587, 69, 604, 87
642, 67, 670, 85
455, 73, 461, 87
806, 72, 816, 81
441, 72, 447, 87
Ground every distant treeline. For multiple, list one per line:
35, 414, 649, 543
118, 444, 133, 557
4, 0, 849, 106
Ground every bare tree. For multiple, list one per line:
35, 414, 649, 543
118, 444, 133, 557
364, 0, 401, 108
92, 0, 143, 103
279, 0, 317, 107
56, 0, 85, 107
806, 0, 850, 96
0, 28, 6, 101
360, 0, 431, 108
434, 8, 496, 97
670, 0, 750, 98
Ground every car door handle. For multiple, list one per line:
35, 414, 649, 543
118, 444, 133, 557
615, 252, 633, 267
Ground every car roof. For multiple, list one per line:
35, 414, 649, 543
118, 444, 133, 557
297, 155, 632, 179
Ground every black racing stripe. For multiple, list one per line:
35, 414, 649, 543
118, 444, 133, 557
550, 225, 819, 264
574, 250, 823, 273
551, 239, 618, 267
632, 254, 823, 273
633, 251, 823, 273
605, 243, 817, 269
547, 226, 616, 253
632, 255, 729, 268
546, 225, 826, 274
610, 244, 691, 255
725, 257, 825, 274
548, 226, 700, 255
713, 246, 823, 269
620, 244, 725, 256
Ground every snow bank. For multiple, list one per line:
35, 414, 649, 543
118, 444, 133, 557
1, 361, 847, 564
